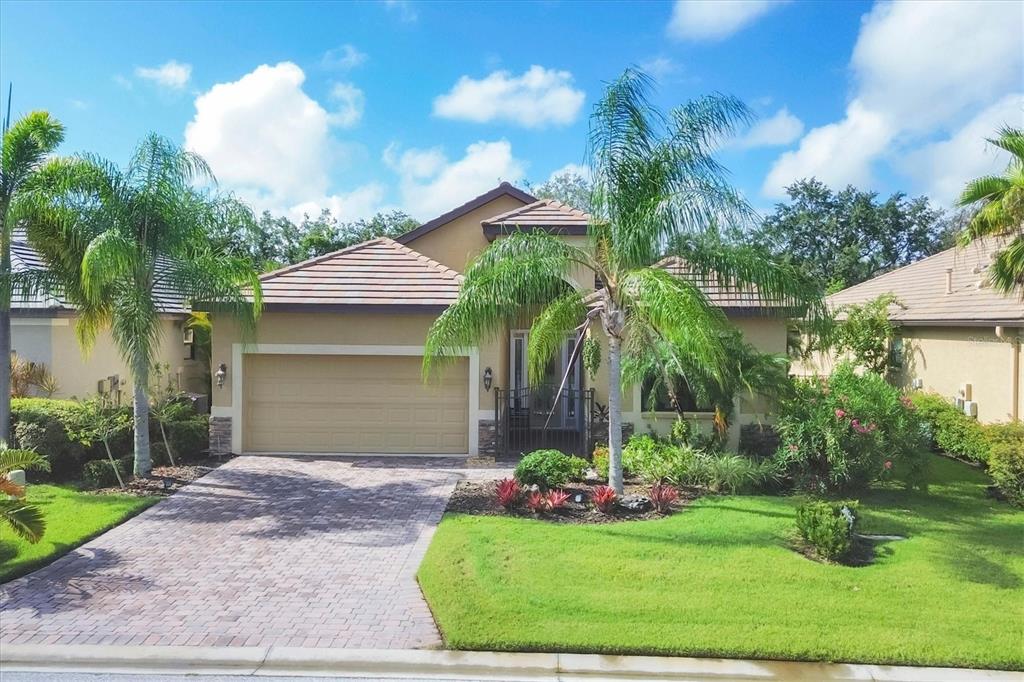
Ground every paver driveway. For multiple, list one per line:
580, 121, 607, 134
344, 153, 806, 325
0, 455, 509, 649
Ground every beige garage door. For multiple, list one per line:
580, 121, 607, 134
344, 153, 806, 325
243, 354, 469, 454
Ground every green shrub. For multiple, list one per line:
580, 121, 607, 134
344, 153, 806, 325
909, 392, 990, 463
622, 434, 697, 484
14, 419, 85, 480
986, 422, 1024, 506
795, 499, 859, 561
82, 458, 128, 489
669, 419, 691, 447
774, 363, 928, 494
514, 450, 586, 489
167, 416, 209, 461
592, 444, 609, 480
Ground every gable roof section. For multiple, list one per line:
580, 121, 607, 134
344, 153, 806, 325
396, 182, 536, 245
10, 229, 189, 315
256, 237, 463, 311
481, 198, 591, 240
655, 256, 791, 312
827, 237, 1023, 325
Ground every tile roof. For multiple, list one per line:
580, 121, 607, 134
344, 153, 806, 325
827, 237, 1023, 324
654, 256, 790, 310
10, 229, 189, 315
396, 182, 536, 245
257, 238, 463, 309
481, 199, 591, 238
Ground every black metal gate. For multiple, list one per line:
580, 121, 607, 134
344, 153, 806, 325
495, 384, 594, 457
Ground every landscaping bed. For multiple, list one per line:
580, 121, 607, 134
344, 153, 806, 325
92, 455, 232, 496
447, 478, 700, 524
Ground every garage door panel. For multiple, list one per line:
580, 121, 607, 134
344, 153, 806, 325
243, 354, 468, 454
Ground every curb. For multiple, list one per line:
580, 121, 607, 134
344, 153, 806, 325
0, 644, 1019, 681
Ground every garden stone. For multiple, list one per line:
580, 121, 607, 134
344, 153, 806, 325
619, 494, 650, 511
7, 469, 26, 486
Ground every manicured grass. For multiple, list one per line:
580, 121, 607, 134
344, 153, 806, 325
418, 457, 1024, 669
0, 484, 158, 582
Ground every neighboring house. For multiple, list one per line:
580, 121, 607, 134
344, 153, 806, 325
797, 237, 1023, 423
10, 230, 203, 401
208, 183, 790, 458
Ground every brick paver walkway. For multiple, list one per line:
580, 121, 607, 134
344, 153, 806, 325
0, 456, 510, 649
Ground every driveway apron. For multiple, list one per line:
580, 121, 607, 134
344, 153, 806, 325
1, 456, 507, 649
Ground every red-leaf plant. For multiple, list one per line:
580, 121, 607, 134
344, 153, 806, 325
495, 478, 521, 509
526, 490, 549, 513
546, 489, 571, 510
649, 483, 679, 513
592, 485, 618, 514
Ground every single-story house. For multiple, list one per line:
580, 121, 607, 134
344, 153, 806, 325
208, 183, 790, 458
796, 237, 1022, 423
10, 230, 204, 401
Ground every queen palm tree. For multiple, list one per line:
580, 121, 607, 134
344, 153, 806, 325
957, 126, 1024, 295
0, 111, 65, 443
0, 443, 50, 542
424, 70, 823, 493
17, 134, 262, 477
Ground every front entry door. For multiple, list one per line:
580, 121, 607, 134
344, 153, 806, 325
509, 331, 582, 429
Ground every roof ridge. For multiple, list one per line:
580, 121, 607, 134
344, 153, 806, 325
259, 238, 388, 281
396, 182, 537, 245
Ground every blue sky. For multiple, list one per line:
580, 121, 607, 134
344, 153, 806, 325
2, 0, 1021, 223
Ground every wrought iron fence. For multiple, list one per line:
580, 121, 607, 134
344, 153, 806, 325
495, 384, 594, 457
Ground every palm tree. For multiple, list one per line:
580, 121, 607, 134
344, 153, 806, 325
1, 111, 65, 443
957, 126, 1024, 295
0, 443, 50, 542
18, 134, 262, 477
424, 70, 823, 493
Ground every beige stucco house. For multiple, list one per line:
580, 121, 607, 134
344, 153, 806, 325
797, 237, 1023, 423
208, 183, 790, 458
11, 231, 203, 401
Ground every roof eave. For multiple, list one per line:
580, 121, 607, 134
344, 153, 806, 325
396, 183, 536, 245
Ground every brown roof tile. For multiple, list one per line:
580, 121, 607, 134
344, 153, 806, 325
257, 238, 463, 310
396, 182, 536, 245
481, 198, 592, 239
827, 237, 1023, 324
654, 256, 790, 310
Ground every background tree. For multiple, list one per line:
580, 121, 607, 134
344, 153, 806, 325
424, 70, 823, 493
957, 126, 1024, 295
751, 179, 953, 292
21, 134, 261, 477
1, 111, 65, 443
529, 169, 593, 213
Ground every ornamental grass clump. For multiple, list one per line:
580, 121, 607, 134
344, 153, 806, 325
774, 363, 928, 494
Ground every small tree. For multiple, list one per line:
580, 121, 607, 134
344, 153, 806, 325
832, 294, 904, 374
80, 396, 132, 489
149, 362, 188, 467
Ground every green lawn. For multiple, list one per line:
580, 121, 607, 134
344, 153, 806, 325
418, 456, 1024, 670
0, 484, 158, 582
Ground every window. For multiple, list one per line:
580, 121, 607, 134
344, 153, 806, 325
640, 376, 708, 413
888, 335, 904, 369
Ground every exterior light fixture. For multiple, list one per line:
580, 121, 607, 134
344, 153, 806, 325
215, 363, 227, 388
483, 367, 493, 392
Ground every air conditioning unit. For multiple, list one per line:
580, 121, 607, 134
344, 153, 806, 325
958, 383, 973, 401
953, 396, 965, 411
911, 378, 923, 390
963, 401, 979, 418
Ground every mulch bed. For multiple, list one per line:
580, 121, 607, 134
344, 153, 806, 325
447, 477, 701, 524
92, 455, 234, 497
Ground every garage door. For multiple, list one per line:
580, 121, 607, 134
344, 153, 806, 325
243, 354, 469, 454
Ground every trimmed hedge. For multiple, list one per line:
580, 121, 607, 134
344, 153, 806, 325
909, 392, 989, 463
82, 458, 128, 489
987, 422, 1024, 506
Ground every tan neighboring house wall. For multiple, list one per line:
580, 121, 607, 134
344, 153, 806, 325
13, 314, 202, 400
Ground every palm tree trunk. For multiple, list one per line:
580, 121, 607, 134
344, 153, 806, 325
0, 215, 11, 445
607, 335, 624, 494
132, 359, 151, 477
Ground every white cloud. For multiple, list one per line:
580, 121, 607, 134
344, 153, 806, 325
384, 0, 418, 23
762, 0, 1024, 202
113, 74, 133, 90
549, 163, 591, 182
321, 44, 367, 70
184, 62, 380, 222
762, 101, 891, 198
734, 107, 804, 149
386, 140, 526, 220
639, 57, 681, 81
135, 60, 192, 90
902, 94, 1023, 206
667, 0, 784, 42
433, 66, 585, 128
328, 82, 365, 128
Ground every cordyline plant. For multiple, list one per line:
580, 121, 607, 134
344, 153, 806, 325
14, 134, 262, 477
423, 69, 824, 493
